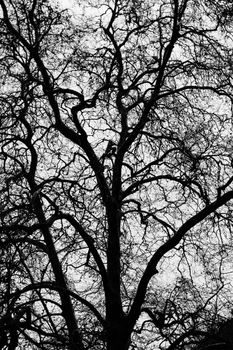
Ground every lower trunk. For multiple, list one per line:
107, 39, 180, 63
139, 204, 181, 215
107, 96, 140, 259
106, 324, 131, 350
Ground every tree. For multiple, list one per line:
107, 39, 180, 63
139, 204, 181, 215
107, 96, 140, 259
196, 317, 233, 350
0, 0, 233, 349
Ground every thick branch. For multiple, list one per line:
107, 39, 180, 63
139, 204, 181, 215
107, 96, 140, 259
12, 282, 105, 326
127, 190, 233, 329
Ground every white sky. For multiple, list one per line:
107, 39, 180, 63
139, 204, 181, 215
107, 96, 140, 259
57, 0, 75, 8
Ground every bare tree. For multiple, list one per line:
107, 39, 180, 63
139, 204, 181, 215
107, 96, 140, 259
0, 0, 233, 349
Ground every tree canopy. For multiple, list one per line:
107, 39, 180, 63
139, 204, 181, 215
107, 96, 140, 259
0, 0, 233, 349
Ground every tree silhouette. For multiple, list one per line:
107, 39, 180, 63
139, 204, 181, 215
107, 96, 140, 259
0, 0, 233, 349
196, 318, 233, 350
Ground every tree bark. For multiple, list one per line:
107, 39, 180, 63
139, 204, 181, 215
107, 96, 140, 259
106, 321, 131, 350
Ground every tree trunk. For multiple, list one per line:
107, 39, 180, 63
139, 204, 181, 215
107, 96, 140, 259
106, 323, 131, 350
